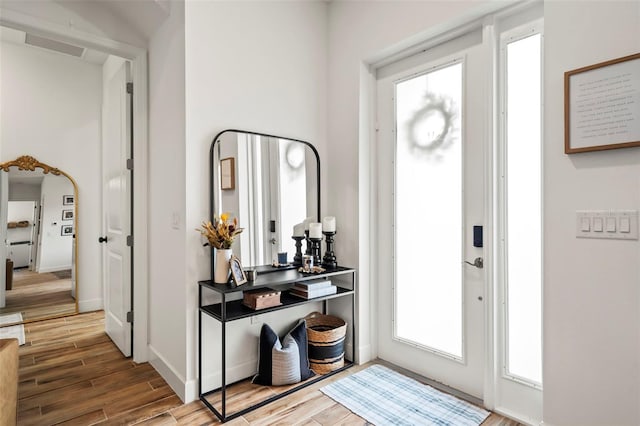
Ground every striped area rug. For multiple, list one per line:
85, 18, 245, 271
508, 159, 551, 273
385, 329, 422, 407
0, 312, 25, 345
321, 364, 489, 426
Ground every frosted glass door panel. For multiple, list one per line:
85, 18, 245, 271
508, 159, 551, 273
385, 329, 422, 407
395, 62, 463, 358
505, 33, 542, 384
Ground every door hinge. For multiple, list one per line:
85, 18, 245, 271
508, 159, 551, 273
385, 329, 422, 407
126, 82, 133, 94
126, 311, 133, 323
126, 235, 133, 247
126, 158, 134, 170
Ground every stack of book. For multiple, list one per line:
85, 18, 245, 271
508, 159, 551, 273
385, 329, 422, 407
290, 279, 337, 299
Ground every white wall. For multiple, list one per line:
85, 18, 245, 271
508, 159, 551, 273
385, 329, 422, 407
543, 2, 640, 425
6, 202, 35, 246
147, 0, 187, 400
8, 182, 40, 201
7, 201, 36, 220
0, 41, 103, 311
184, 0, 328, 402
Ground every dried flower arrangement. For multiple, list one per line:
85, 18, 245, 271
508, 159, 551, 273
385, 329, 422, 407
198, 213, 244, 249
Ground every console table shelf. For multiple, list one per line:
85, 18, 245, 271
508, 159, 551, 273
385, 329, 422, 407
200, 287, 354, 322
198, 266, 356, 423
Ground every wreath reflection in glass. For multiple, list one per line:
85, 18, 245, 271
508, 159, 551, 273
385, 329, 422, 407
406, 93, 458, 157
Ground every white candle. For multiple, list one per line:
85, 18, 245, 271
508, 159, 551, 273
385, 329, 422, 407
293, 223, 305, 237
322, 216, 336, 233
309, 222, 322, 239
303, 216, 313, 230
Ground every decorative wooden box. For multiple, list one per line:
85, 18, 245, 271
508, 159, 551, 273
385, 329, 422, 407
242, 288, 282, 310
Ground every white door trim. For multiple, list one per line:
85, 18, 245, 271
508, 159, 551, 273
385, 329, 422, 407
0, 8, 150, 363
481, 17, 497, 412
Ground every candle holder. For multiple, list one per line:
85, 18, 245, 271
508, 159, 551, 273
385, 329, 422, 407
309, 237, 322, 267
304, 230, 312, 256
292, 236, 305, 266
322, 231, 337, 269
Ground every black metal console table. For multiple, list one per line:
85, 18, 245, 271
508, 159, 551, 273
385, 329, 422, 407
198, 266, 356, 422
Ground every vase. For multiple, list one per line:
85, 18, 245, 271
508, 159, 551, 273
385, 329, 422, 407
215, 248, 233, 284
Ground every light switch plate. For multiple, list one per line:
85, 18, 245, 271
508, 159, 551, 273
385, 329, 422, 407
620, 217, 631, 233
593, 217, 603, 232
580, 217, 590, 232
576, 210, 638, 240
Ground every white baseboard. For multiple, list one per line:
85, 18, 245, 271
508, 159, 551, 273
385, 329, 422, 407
357, 344, 372, 364
198, 359, 257, 398
184, 377, 199, 403
38, 265, 72, 273
494, 405, 539, 426
78, 298, 102, 312
149, 344, 187, 402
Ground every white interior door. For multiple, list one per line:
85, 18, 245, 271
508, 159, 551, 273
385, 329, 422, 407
376, 37, 486, 399
102, 60, 132, 357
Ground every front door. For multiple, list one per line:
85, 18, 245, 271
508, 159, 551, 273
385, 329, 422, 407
102, 59, 132, 357
376, 39, 486, 398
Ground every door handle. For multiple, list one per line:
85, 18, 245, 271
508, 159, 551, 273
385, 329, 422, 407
269, 238, 277, 245
98, 236, 108, 243
464, 257, 483, 269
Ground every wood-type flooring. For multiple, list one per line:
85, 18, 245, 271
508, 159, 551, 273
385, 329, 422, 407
1, 269, 75, 324
16, 311, 522, 425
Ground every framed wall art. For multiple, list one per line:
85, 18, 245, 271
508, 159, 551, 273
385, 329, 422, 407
565, 53, 640, 154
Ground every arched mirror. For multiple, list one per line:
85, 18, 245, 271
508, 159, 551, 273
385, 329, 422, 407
0, 156, 78, 327
210, 130, 320, 271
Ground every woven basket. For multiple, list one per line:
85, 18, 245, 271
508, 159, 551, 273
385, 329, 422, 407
305, 312, 347, 374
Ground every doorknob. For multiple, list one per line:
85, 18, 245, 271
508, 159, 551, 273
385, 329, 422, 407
269, 238, 277, 245
98, 236, 108, 243
464, 257, 483, 269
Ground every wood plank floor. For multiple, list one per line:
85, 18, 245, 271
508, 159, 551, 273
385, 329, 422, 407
1, 269, 75, 324
17, 311, 522, 425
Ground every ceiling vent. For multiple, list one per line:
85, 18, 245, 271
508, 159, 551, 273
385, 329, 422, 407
24, 34, 84, 58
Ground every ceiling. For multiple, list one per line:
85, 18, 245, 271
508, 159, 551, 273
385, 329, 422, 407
7, 169, 45, 186
0, 25, 109, 65
57, 0, 170, 42
0, 0, 171, 64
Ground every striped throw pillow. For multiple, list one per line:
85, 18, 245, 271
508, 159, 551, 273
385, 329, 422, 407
253, 321, 314, 386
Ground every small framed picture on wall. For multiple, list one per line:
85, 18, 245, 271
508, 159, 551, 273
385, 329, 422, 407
61, 225, 74, 236
63, 195, 74, 205
62, 209, 74, 221
220, 157, 235, 190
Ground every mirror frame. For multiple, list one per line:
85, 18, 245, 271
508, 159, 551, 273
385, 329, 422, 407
0, 155, 79, 324
209, 129, 321, 275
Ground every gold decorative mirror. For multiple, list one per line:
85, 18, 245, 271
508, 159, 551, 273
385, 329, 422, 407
0, 156, 79, 327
